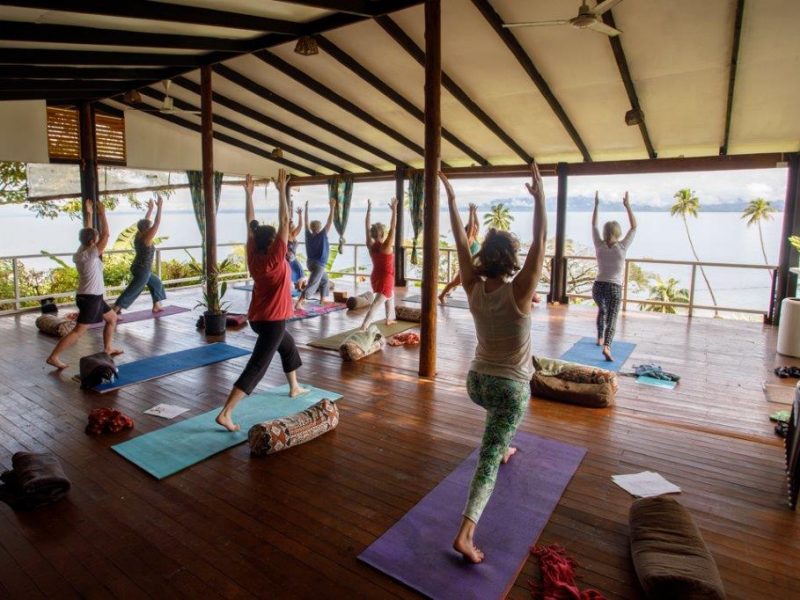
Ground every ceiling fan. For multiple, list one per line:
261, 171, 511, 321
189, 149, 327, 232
502, 0, 624, 37
123, 80, 200, 115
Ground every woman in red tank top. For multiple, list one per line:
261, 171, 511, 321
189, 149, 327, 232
360, 197, 398, 330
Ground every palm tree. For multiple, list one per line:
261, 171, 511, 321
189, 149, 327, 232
483, 203, 514, 231
741, 198, 776, 265
641, 277, 689, 314
671, 189, 718, 316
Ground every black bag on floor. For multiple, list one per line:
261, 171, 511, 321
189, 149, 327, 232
79, 351, 118, 389
0, 452, 71, 511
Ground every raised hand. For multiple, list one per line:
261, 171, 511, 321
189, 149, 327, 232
296, 207, 303, 217
438, 172, 455, 202
147, 198, 155, 211
595, 191, 600, 206
276, 169, 288, 192
96, 200, 106, 214
388, 197, 398, 210
85, 198, 94, 212
469, 202, 477, 212
622, 191, 630, 208
367, 198, 372, 210
524, 160, 544, 201
243, 174, 255, 197
329, 197, 337, 209
155, 194, 164, 208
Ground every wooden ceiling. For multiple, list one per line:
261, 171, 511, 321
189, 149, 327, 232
1, 0, 798, 177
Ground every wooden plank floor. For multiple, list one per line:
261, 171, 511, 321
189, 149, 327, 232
0, 284, 798, 599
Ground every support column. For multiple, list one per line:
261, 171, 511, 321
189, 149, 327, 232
550, 161, 568, 303
419, 0, 441, 378
78, 101, 99, 229
201, 65, 218, 312
394, 166, 406, 287
776, 153, 800, 323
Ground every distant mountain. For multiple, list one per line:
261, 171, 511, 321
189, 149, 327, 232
476, 195, 785, 213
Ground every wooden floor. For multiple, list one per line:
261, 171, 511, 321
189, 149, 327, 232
0, 284, 798, 599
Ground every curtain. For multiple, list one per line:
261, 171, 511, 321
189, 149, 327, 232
187, 170, 224, 267
408, 170, 424, 265
327, 174, 354, 252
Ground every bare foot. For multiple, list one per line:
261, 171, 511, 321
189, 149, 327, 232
294, 298, 305, 311
438, 292, 448, 304
532, 292, 541, 304
46, 356, 68, 370
602, 346, 614, 362
290, 385, 310, 398
453, 535, 484, 564
502, 446, 517, 464
385, 319, 396, 326
215, 412, 240, 432
106, 348, 124, 357
152, 303, 164, 313
596, 338, 603, 346
113, 305, 122, 314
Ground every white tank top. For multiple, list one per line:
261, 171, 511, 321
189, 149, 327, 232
467, 280, 533, 383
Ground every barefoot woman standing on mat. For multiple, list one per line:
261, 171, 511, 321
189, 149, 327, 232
440, 162, 547, 564
216, 172, 308, 432
294, 197, 335, 310
360, 196, 398, 330
592, 191, 636, 362
113, 195, 167, 314
46, 200, 123, 369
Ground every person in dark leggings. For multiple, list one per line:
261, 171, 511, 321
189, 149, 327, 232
592, 191, 637, 362
113, 195, 167, 314
216, 171, 308, 432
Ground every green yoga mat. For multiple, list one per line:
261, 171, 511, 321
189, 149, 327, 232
308, 320, 418, 350
112, 384, 342, 479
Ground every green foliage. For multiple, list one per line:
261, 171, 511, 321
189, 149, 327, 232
741, 198, 776, 227
789, 235, 800, 253
641, 277, 689, 314
185, 252, 244, 314
482, 203, 514, 231
671, 189, 700, 218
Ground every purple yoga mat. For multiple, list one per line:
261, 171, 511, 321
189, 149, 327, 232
88, 305, 189, 328
358, 432, 586, 600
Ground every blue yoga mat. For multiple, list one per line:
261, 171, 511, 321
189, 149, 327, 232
112, 384, 342, 479
93, 343, 250, 393
559, 337, 635, 371
636, 375, 677, 389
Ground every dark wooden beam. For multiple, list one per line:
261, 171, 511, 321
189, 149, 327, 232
273, 0, 374, 16
255, 50, 430, 161
0, 65, 183, 81
720, 0, 745, 156
173, 77, 374, 172
315, 35, 488, 166
0, 1, 302, 34
419, 0, 441, 378
0, 49, 206, 66
776, 153, 800, 323
200, 65, 219, 320
469, 0, 592, 162
376, 15, 533, 164
137, 87, 339, 173
78, 102, 99, 227
0, 22, 252, 51
0, 91, 112, 101
598, 7, 657, 159
5, 79, 151, 92
552, 162, 568, 303
213, 63, 407, 167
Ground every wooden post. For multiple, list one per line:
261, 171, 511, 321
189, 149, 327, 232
394, 166, 406, 287
419, 0, 441, 378
550, 162, 569, 303
78, 101, 99, 229
776, 153, 800, 323
200, 64, 218, 312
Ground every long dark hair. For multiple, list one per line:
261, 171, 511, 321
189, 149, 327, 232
473, 228, 520, 279
250, 221, 277, 254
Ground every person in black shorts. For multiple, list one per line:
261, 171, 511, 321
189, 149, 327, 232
47, 200, 123, 369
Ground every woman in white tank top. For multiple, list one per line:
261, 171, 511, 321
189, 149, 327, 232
439, 163, 547, 564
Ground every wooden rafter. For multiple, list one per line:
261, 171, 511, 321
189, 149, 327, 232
720, 0, 746, 156
597, 7, 656, 159
0, 1, 302, 34
273, 0, 375, 16
315, 35, 488, 166
470, 0, 592, 162
0, 49, 206, 67
5, 79, 152, 92
0, 66, 184, 81
375, 15, 533, 164
213, 63, 408, 167
172, 77, 376, 172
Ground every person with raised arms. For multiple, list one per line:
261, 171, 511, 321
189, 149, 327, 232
360, 196, 398, 330
439, 161, 546, 564
439, 202, 479, 304
294, 197, 335, 310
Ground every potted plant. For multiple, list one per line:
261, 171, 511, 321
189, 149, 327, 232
188, 255, 234, 337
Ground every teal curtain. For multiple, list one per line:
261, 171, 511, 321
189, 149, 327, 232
187, 170, 224, 266
327, 174, 354, 252
408, 170, 424, 265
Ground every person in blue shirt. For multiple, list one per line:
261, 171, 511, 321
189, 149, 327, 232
295, 197, 334, 309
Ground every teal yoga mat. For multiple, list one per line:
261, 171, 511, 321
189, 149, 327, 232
635, 375, 677, 389
560, 337, 635, 371
112, 384, 343, 479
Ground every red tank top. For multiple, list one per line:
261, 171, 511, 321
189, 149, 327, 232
369, 241, 395, 298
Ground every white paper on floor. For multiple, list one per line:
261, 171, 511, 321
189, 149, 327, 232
611, 471, 681, 498
144, 404, 191, 419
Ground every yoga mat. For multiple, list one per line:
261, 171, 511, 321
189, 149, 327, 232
289, 302, 347, 322
764, 382, 795, 406
234, 283, 300, 297
308, 320, 418, 350
359, 432, 586, 600
87, 305, 189, 328
404, 294, 470, 310
635, 375, 677, 390
92, 343, 250, 393
560, 337, 635, 372
112, 384, 342, 479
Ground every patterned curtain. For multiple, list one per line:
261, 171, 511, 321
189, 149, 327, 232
327, 174, 354, 252
187, 170, 224, 266
408, 170, 424, 265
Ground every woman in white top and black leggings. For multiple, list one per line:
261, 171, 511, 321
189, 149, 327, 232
592, 191, 636, 362
439, 163, 547, 564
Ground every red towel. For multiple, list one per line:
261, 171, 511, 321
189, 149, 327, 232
86, 408, 134, 435
529, 545, 606, 600
388, 332, 420, 346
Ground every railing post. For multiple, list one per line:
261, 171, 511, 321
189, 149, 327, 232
688, 264, 697, 317
12, 258, 20, 311
353, 243, 359, 286
622, 259, 629, 312
155, 249, 162, 279
446, 248, 452, 284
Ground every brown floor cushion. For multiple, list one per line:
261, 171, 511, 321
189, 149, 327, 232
36, 314, 76, 337
248, 399, 339, 456
395, 305, 421, 322
629, 496, 725, 600
530, 356, 617, 408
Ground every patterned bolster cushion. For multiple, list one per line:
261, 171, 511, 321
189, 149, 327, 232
35, 314, 76, 338
248, 399, 339, 456
629, 496, 725, 600
339, 324, 385, 361
530, 356, 617, 408
395, 305, 422, 322
346, 291, 374, 310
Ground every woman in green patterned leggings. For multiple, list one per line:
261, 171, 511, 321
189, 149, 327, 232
439, 163, 547, 564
